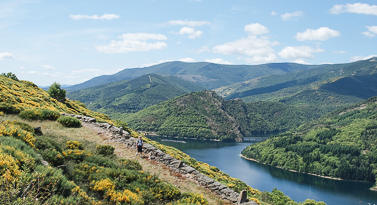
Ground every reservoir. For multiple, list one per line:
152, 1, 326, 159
150, 137, 377, 205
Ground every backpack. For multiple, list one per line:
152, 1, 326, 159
137, 139, 143, 146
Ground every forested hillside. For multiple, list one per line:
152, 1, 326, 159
67, 61, 319, 91
120, 90, 314, 141
242, 96, 377, 183
67, 74, 204, 113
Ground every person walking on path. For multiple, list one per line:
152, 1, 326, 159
136, 135, 143, 157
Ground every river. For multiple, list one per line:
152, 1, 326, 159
149, 137, 377, 205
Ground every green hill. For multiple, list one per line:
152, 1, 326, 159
120, 90, 314, 141
67, 74, 204, 113
241, 96, 377, 183
67, 61, 319, 91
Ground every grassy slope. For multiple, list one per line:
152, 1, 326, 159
0, 114, 228, 205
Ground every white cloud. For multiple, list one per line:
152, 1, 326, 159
242, 54, 278, 65
295, 27, 340, 41
177, 27, 203, 39
271, 11, 279, 16
213, 23, 279, 64
213, 35, 278, 57
330, 3, 377, 16
195, 46, 210, 54
0, 52, 14, 60
244, 23, 269, 35
334, 50, 347, 54
350, 55, 377, 62
278, 46, 324, 60
281, 11, 303, 21
362, 26, 377, 37
167, 20, 210, 27
96, 33, 167, 53
205, 58, 233, 65
69, 14, 120, 20
42, 65, 55, 70
179, 58, 196, 62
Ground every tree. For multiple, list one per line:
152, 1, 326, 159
1, 72, 18, 81
48, 82, 66, 102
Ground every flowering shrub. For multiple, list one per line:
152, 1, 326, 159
96, 144, 115, 156
19, 108, 60, 121
57, 116, 81, 127
0, 120, 36, 147
175, 193, 208, 205
119, 159, 142, 170
62, 149, 89, 162
151, 183, 181, 201
66, 140, 84, 150
0, 102, 19, 114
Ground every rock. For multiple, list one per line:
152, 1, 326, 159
176, 160, 184, 169
237, 190, 248, 204
34, 127, 43, 136
179, 166, 196, 174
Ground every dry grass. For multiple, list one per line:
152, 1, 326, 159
0, 114, 232, 205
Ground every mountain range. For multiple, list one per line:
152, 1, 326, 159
66, 57, 377, 141
66, 61, 320, 91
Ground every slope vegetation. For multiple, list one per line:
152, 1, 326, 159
68, 74, 204, 113
242, 96, 377, 183
121, 90, 314, 141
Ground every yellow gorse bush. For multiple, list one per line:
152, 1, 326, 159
66, 140, 84, 150
0, 152, 21, 182
0, 121, 35, 147
91, 178, 142, 204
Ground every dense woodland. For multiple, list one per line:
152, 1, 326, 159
242, 96, 377, 182
119, 90, 315, 141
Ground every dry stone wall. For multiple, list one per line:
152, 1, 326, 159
61, 113, 257, 205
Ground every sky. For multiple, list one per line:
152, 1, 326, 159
1, 0, 377, 86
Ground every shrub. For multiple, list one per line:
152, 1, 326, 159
176, 192, 209, 205
84, 155, 116, 168
0, 102, 20, 114
151, 183, 181, 201
0, 120, 36, 147
47, 82, 66, 103
96, 144, 115, 156
119, 159, 142, 170
19, 108, 60, 121
57, 116, 81, 128
66, 141, 84, 150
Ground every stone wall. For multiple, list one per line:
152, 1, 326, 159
62, 113, 257, 205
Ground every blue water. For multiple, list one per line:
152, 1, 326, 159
151, 138, 377, 205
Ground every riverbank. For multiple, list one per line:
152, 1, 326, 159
240, 154, 343, 181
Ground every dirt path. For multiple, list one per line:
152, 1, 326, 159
82, 122, 232, 205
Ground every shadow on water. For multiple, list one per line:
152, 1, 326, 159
241, 157, 376, 199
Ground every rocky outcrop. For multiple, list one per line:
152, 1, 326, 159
62, 113, 257, 205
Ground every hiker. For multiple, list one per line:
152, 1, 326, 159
136, 135, 143, 157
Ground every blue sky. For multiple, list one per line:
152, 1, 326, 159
1, 0, 377, 86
